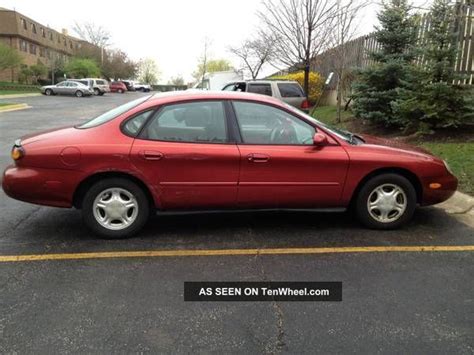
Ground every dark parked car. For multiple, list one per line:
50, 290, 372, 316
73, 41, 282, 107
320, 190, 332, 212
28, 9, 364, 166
121, 80, 136, 92
2, 92, 457, 238
109, 81, 127, 93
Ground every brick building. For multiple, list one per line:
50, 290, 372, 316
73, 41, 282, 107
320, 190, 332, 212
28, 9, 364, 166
0, 7, 100, 82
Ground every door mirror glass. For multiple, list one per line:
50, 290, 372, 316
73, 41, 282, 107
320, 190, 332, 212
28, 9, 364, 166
313, 132, 328, 146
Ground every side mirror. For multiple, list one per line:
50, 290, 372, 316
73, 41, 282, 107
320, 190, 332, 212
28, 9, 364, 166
313, 132, 328, 146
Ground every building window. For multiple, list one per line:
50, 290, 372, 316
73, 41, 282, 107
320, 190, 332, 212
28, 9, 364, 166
41, 27, 46, 38
20, 40, 28, 52
69, 41, 73, 49
63, 37, 66, 46
39, 47, 45, 57
49, 32, 53, 41
58, 35, 60, 44
31, 23, 37, 34
29, 43, 37, 55
46, 49, 51, 59
21, 18, 27, 30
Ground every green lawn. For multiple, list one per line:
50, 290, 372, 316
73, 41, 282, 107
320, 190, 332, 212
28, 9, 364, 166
311, 105, 353, 129
421, 143, 474, 195
311, 106, 473, 195
0, 89, 39, 95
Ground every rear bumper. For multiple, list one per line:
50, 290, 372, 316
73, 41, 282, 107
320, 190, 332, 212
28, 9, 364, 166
420, 173, 458, 206
2, 165, 78, 208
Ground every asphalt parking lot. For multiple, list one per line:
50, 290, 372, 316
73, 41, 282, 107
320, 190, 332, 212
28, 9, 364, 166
0, 93, 473, 353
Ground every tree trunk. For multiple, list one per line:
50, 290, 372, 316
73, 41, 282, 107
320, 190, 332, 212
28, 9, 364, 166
303, 62, 310, 101
336, 75, 342, 124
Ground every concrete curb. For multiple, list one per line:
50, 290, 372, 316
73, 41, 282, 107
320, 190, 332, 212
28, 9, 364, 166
0, 93, 41, 99
436, 191, 474, 228
0, 103, 31, 113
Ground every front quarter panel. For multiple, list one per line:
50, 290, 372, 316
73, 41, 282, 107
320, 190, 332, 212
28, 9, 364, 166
340, 144, 454, 205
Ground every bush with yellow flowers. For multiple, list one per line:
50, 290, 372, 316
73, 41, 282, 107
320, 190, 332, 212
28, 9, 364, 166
271, 71, 324, 104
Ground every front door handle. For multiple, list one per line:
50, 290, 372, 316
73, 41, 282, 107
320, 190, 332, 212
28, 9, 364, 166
140, 150, 164, 161
247, 153, 270, 163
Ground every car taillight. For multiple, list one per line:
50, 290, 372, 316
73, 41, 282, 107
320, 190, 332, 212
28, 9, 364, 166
301, 99, 311, 109
11, 145, 24, 161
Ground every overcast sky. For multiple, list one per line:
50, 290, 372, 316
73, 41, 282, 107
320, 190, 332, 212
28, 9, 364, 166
0, 0, 429, 83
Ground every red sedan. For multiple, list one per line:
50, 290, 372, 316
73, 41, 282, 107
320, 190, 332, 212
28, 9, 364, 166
109, 81, 127, 93
2, 92, 457, 238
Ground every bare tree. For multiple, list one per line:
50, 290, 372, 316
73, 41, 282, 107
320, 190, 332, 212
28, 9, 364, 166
229, 31, 275, 79
73, 22, 111, 64
191, 37, 212, 87
331, 0, 368, 122
258, 0, 337, 100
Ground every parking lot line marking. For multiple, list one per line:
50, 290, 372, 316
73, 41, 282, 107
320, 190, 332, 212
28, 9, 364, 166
0, 245, 474, 263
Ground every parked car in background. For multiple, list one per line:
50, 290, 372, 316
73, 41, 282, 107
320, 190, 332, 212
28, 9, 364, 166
223, 80, 310, 112
109, 81, 127, 93
192, 70, 243, 91
70, 78, 110, 96
134, 83, 152, 92
41, 81, 93, 97
2, 91, 457, 238
121, 80, 136, 92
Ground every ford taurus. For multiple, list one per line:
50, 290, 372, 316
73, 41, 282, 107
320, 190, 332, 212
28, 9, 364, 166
2, 92, 457, 238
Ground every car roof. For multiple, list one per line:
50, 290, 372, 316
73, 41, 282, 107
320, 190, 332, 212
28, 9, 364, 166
146, 90, 287, 107
226, 80, 300, 84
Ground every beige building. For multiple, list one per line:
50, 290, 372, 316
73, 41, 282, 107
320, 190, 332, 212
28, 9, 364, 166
0, 7, 100, 82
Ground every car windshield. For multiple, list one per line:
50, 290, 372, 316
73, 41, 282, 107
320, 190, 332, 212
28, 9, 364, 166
283, 103, 355, 143
76, 95, 152, 129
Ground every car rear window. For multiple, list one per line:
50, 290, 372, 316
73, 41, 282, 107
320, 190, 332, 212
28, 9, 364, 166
247, 83, 272, 96
96, 80, 106, 85
277, 83, 304, 97
77, 96, 151, 129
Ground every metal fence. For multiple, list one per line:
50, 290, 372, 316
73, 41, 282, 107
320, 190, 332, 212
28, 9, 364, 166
310, 1, 474, 88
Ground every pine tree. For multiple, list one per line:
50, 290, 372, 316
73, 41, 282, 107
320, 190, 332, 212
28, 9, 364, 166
351, 0, 419, 127
394, 0, 473, 131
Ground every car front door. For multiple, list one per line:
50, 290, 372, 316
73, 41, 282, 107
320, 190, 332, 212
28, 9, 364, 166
130, 100, 240, 210
232, 101, 349, 208
55, 82, 68, 94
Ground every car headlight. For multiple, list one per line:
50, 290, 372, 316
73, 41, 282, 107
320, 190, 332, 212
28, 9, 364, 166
443, 160, 454, 175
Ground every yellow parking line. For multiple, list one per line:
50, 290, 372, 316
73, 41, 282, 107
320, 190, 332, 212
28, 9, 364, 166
0, 245, 473, 263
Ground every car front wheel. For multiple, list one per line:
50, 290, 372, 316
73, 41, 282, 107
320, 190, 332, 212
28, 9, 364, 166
75, 90, 83, 97
82, 178, 150, 238
356, 173, 416, 229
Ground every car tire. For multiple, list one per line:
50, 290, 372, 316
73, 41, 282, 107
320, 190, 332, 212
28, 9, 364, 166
75, 90, 83, 98
45, 89, 53, 96
99, 92, 105, 96
118, 89, 124, 93
93, 88, 100, 96
82, 178, 150, 239
355, 173, 416, 230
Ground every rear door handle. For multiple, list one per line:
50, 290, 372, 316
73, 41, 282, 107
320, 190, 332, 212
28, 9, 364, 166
247, 153, 270, 163
140, 150, 164, 161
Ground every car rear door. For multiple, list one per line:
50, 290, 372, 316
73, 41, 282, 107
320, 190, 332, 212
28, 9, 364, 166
231, 100, 349, 208
129, 100, 241, 210
276, 82, 305, 109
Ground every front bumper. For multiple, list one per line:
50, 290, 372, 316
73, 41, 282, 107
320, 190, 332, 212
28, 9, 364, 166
420, 173, 458, 206
2, 165, 79, 208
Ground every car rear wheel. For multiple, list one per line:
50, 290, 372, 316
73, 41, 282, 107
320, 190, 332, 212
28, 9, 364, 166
75, 90, 83, 97
82, 178, 150, 238
45, 89, 53, 96
355, 173, 416, 229
118, 89, 124, 93
93, 88, 100, 95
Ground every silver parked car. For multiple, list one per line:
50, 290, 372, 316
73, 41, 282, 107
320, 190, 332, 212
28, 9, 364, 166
41, 81, 94, 97
222, 80, 310, 111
